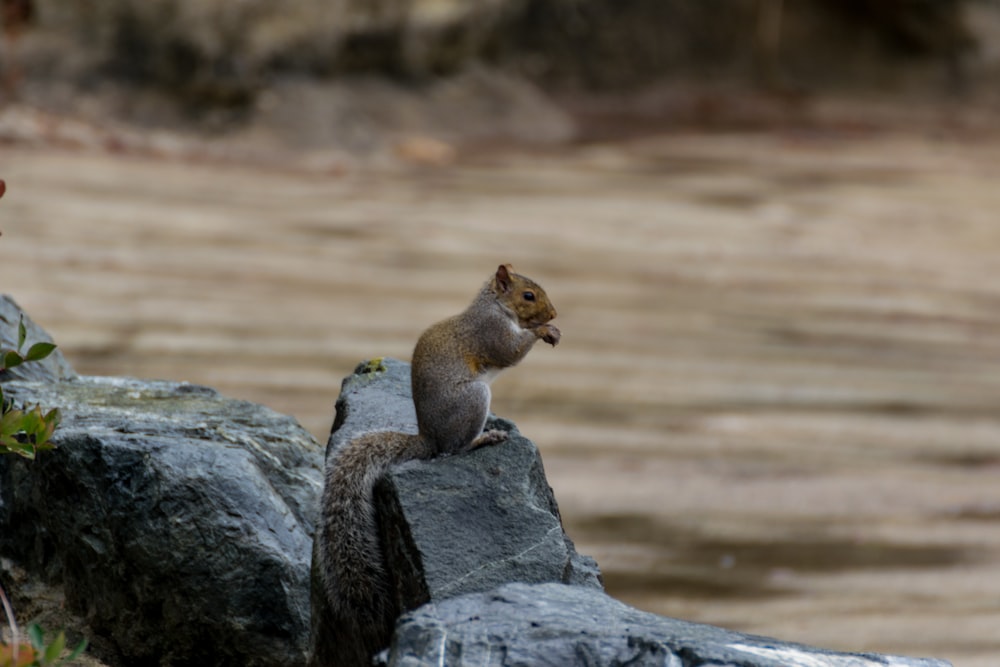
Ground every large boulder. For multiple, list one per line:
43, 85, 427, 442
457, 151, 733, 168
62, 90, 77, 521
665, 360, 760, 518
378, 415, 603, 597
310, 358, 601, 665
384, 582, 951, 667
0, 371, 323, 666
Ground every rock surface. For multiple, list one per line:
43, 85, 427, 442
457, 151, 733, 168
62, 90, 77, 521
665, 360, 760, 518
379, 416, 603, 598
310, 357, 601, 665
384, 582, 952, 667
0, 372, 324, 666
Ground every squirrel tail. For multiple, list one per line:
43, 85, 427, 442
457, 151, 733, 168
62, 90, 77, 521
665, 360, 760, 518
318, 430, 433, 632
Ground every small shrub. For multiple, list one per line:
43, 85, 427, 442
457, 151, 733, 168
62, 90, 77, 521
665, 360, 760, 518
0, 624, 87, 667
1, 584, 87, 667
0, 316, 61, 459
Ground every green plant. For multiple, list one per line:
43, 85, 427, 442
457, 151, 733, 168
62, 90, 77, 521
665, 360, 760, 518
0, 316, 61, 458
0, 179, 84, 664
0, 627, 88, 667
1, 581, 88, 667
1, 625, 87, 667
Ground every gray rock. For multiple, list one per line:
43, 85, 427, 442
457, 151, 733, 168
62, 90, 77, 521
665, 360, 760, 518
327, 358, 601, 594
327, 358, 421, 453
310, 358, 601, 665
0, 375, 324, 666
383, 582, 952, 667
379, 417, 603, 599
0, 295, 76, 382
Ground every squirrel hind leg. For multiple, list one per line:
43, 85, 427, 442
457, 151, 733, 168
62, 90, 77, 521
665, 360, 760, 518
419, 382, 493, 455
469, 429, 508, 450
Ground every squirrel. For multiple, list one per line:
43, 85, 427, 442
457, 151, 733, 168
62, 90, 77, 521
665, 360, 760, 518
315, 264, 559, 666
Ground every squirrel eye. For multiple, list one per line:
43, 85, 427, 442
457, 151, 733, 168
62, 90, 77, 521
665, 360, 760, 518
522, 291, 535, 302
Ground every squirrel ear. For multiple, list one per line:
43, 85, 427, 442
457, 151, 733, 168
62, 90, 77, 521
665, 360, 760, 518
495, 264, 513, 292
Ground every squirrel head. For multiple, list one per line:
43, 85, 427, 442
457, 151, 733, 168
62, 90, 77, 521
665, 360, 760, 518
492, 264, 557, 328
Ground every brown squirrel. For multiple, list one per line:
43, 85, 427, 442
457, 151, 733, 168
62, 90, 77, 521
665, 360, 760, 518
315, 264, 559, 666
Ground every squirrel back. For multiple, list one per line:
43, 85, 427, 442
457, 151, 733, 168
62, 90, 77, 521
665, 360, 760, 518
312, 265, 559, 666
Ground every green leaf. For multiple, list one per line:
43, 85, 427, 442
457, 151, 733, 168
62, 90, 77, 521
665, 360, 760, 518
19, 407, 41, 434
0, 406, 39, 458
3, 441, 36, 459
64, 639, 88, 662
27, 624, 44, 650
42, 407, 62, 436
42, 630, 66, 664
0, 406, 22, 437
2, 350, 23, 370
41, 409, 61, 445
25, 342, 57, 362
17, 314, 26, 351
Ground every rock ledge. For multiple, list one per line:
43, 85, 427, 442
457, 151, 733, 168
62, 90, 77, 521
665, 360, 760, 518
385, 582, 950, 667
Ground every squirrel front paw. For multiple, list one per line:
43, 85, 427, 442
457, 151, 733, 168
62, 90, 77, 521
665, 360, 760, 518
537, 323, 561, 347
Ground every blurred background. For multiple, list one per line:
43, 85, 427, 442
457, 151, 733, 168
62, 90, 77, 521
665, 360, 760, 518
2, 1, 1000, 666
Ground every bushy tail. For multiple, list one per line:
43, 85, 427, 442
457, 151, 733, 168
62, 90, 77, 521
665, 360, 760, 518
316, 430, 433, 662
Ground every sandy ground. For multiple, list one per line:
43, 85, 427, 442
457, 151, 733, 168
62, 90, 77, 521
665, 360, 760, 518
2, 119, 1000, 666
